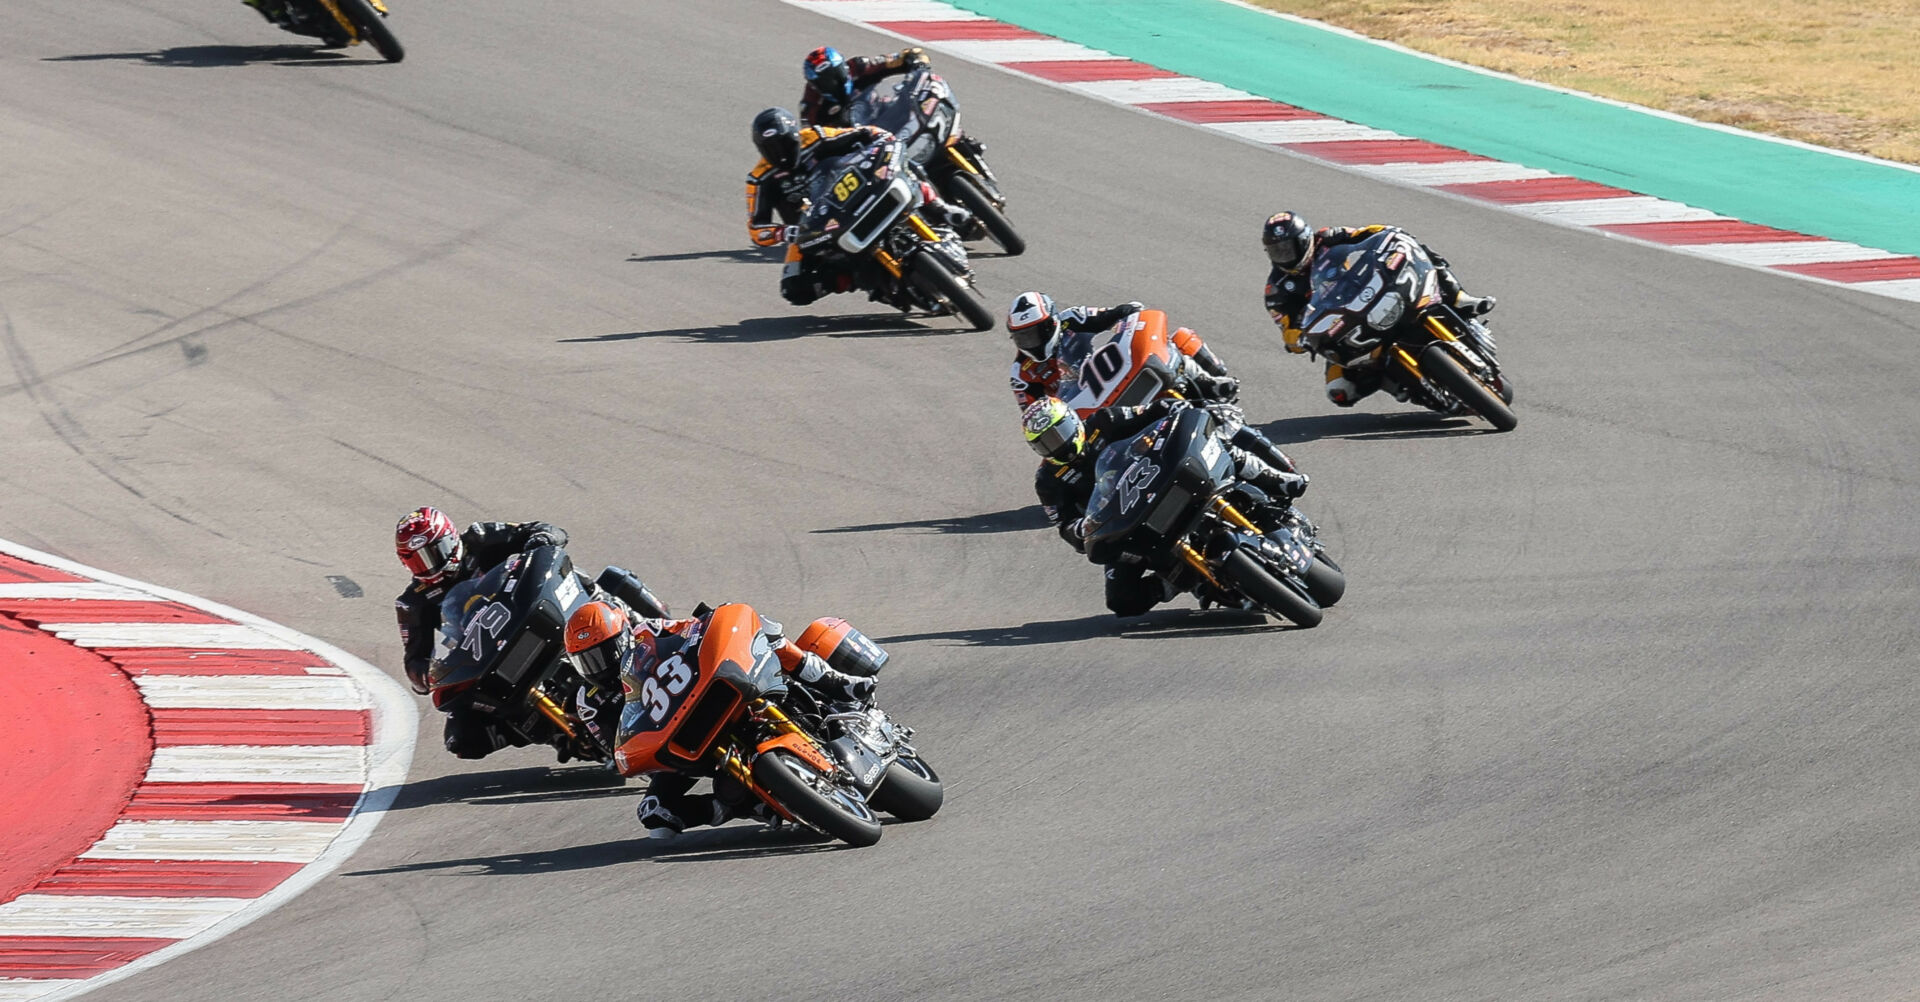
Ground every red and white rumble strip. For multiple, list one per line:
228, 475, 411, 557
782, 0, 1920, 303
0, 540, 415, 1002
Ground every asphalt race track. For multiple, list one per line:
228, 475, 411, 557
7, 2, 1920, 999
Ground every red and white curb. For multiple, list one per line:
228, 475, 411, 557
783, 0, 1920, 303
0, 540, 416, 1002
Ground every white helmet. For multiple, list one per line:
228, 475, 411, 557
1007, 291, 1058, 359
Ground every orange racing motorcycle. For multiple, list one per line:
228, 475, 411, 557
1055, 309, 1236, 419
610, 604, 942, 848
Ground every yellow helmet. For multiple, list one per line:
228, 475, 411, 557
1021, 397, 1084, 465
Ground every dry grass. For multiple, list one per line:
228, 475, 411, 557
1248, 0, 1920, 164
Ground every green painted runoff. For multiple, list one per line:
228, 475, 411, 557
945, 0, 1920, 257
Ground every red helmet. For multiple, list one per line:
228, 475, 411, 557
395, 507, 463, 585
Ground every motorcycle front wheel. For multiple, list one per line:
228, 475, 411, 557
753, 748, 884, 847
1420, 343, 1517, 432
946, 173, 1025, 257
1219, 547, 1322, 628
333, 0, 404, 62
908, 253, 995, 331
1303, 554, 1345, 607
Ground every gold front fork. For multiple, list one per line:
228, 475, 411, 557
1174, 539, 1224, 589
1210, 497, 1260, 533
314, 0, 361, 40
529, 689, 576, 739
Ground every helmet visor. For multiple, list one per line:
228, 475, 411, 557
574, 634, 631, 684
400, 534, 459, 581
1265, 237, 1306, 270
812, 62, 852, 99
1011, 316, 1057, 355
1028, 419, 1082, 463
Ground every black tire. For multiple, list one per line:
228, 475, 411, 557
334, 0, 404, 62
752, 748, 883, 847
1303, 554, 1346, 607
909, 253, 995, 331
1219, 547, 1322, 628
947, 172, 1025, 257
866, 754, 943, 821
1421, 343, 1517, 431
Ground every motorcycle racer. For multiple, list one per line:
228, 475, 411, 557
1007, 292, 1240, 409
748, 107, 973, 306
798, 45, 932, 128
393, 507, 568, 759
1261, 211, 1495, 406
1023, 397, 1307, 617
564, 599, 878, 838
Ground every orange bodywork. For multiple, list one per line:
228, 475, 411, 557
756, 731, 836, 774
613, 603, 764, 778
1170, 324, 1204, 358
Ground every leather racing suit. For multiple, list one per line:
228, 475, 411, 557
799, 50, 927, 128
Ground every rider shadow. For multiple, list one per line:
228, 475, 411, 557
877, 608, 1280, 648
44, 46, 358, 67
1259, 411, 1485, 445
560, 313, 953, 345
812, 506, 1048, 536
377, 765, 629, 812
625, 248, 781, 264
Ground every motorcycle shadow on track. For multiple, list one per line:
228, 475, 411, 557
347, 826, 866, 878
878, 608, 1281, 648
379, 765, 629, 812
812, 505, 1047, 536
625, 248, 780, 265
1258, 410, 1488, 445
560, 313, 960, 345
44, 46, 363, 67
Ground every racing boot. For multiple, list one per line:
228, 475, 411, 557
918, 184, 977, 238
791, 652, 876, 705
1451, 291, 1496, 317
1238, 454, 1308, 501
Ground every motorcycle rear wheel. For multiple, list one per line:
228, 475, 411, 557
947, 173, 1025, 257
867, 754, 943, 821
1220, 548, 1322, 628
753, 748, 884, 847
908, 253, 994, 331
1420, 343, 1517, 432
333, 0, 404, 62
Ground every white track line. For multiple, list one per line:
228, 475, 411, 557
79, 821, 345, 863
132, 675, 370, 710
144, 746, 369, 785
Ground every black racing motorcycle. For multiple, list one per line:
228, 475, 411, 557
250, 0, 403, 63
848, 67, 1024, 256
795, 137, 996, 330
1082, 405, 1344, 628
428, 545, 669, 762
1299, 229, 1515, 431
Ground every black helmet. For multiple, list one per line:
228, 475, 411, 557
752, 108, 801, 170
1261, 211, 1315, 272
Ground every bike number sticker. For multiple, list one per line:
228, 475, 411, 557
631, 653, 696, 729
459, 602, 511, 658
1079, 342, 1129, 401
831, 171, 861, 203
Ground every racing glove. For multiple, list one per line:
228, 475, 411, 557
900, 47, 931, 68
404, 660, 431, 696
1199, 374, 1240, 401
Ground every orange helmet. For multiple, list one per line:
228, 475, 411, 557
565, 600, 631, 683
